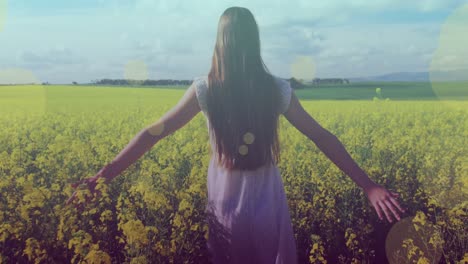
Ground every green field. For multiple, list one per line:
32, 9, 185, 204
296, 81, 468, 100
2, 80, 466, 103
0, 84, 466, 263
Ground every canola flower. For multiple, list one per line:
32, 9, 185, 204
0, 87, 466, 263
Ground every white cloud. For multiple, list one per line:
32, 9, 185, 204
309, 23, 442, 77
0, 0, 466, 82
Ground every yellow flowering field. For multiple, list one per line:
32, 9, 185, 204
0, 85, 466, 263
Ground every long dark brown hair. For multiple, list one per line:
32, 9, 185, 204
206, 6, 283, 170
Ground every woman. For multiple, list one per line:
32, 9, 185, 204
67, 6, 405, 263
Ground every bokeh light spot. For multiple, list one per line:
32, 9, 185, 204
290, 56, 316, 82
0, 0, 6, 32
124, 60, 148, 81
0, 68, 39, 84
238, 145, 248, 155
0, 68, 46, 117
243, 132, 255, 145
429, 3, 468, 107
148, 122, 165, 136
385, 214, 443, 264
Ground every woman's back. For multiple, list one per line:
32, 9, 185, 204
194, 74, 292, 167
194, 75, 298, 264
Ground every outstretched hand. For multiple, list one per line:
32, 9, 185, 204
363, 183, 406, 223
66, 163, 115, 209
66, 174, 102, 207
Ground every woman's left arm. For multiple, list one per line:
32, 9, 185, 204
99, 84, 201, 182
66, 83, 201, 205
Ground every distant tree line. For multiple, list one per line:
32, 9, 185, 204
287, 77, 351, 89
92, 78, 311, 89
288, 77, 306, 89
92, 79, 192, 86
86, 77, 350, 89
312, 78, 350, 85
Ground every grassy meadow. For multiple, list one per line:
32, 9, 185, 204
0, 82, 466, 263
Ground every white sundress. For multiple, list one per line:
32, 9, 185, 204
193, 75, 298, 264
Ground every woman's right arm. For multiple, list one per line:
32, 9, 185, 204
283, 93, 375, 190
282, 92, 405, 222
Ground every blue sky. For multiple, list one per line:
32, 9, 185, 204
0, 0, 467, 83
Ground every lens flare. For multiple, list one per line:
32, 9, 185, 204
385, 214, 443, 264
0, 68, 46, 117
429, 3, 468, 109
0, 0, 6, 32
242, 132, 255, 145
148, 122, 165, 136
238, 145, 248, 156
290, 56, 316, 82
124, 60, 149, 81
